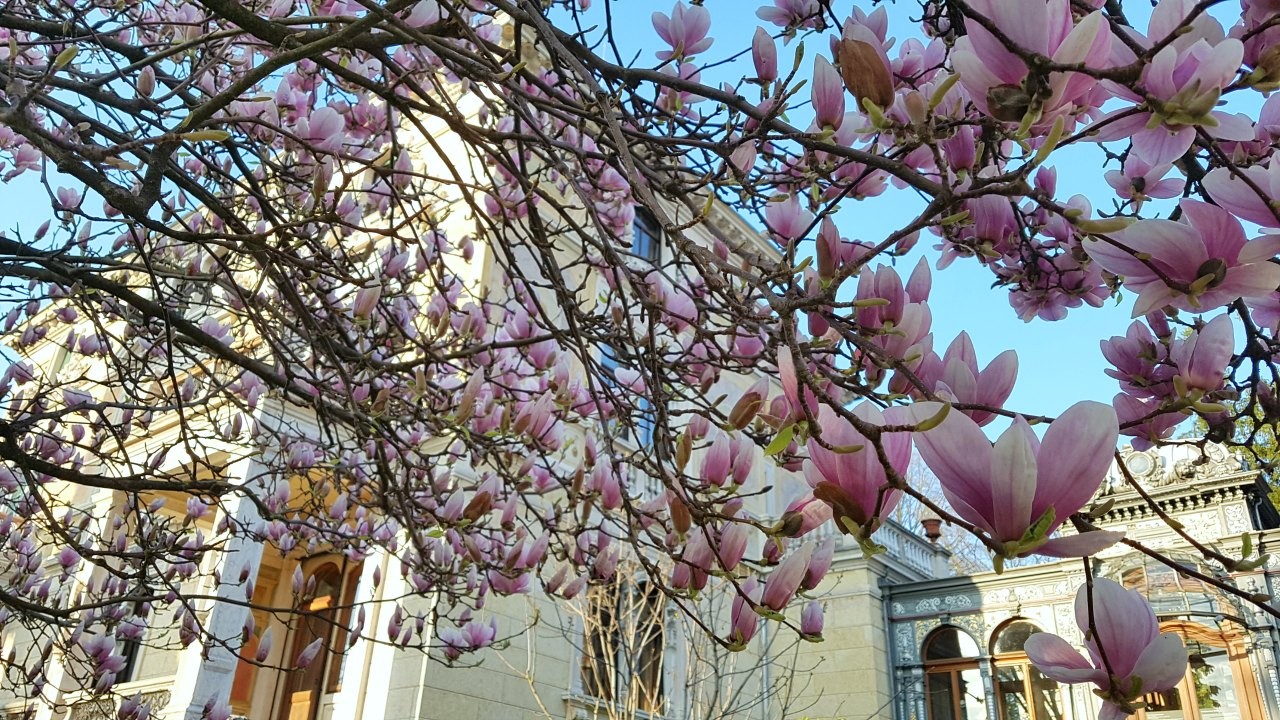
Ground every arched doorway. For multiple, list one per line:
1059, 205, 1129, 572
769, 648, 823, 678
243, 556, 360, 720
923, 626, 987, 720
1136, 622, 1264, 720
989, 620, 1064, 720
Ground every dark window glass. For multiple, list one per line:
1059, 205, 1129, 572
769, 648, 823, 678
925, 627, 981, 660
632, 209, 661, 262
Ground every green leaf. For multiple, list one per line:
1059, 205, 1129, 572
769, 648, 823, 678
53, 46, 78, 69
764, 424, 795, 456
183, 130, 231, 142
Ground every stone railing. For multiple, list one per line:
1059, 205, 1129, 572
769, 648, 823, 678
63, 678, 173, 720
807, 519, 941, 579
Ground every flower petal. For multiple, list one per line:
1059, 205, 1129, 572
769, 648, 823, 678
1036, 530, 1124, 557
1031, 401, 1119, 523
911, 402, 994, 521
1129, 632, 1189, 693
1024, 633, 1106, 684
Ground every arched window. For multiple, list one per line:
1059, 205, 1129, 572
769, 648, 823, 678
990, 620, 1064, 720
1133, 622, 1264, 720
923, 626, 987, 720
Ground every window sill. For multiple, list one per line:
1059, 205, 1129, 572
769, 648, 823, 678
563, 692, 667, 720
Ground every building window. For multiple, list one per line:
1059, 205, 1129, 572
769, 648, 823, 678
632, 208, 662, 263
580, 579, 666, 714
923, 626, 987, 720
989, 620, 1064, 720
1131, 622, 1264, 720
599, 345, 655, 447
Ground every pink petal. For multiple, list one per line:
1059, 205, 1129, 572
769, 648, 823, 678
911, 402, 994, 519
989, 418, 1038, 540
1132, 125, 1195, 166
1179, 200, 1244, 261
1218, 262, 1280, 301
1031, 400, 1118, 522
1202, 166, 1280, 228
1131, 282, 1181, 318
1024, 633, 1106, 684
1036, 530, 1124, 557
1075, 578, 1157, 677
1128, 633, 1189, 692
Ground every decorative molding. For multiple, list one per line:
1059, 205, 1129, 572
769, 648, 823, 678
913, 594, 974, 614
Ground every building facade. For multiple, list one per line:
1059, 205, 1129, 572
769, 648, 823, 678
882, 443, 1280, 720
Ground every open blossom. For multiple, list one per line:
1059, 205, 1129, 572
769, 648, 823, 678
804, 403, 911, 532
1025, 579, 1187, 720
1103, 156, 1184, 210
756, 0, 824, 31
1101, 319, 1174, 399
1170, 314, 1234, 396
1095, 6, 1251, 164
1084, 200, 1280, 317
652, 2, 713, 61
763, 194, 814, 243
913, 400, 1123, 560
915, 332, 1018, 426
951, 0, 1112, 125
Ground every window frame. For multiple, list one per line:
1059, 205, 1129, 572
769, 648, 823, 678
988, 620, 1064, 720
922, 626, 987, 720
578, 578, 668, 715
631, 208, 663, 264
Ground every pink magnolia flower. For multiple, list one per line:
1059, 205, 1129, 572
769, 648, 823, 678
404, 0, 440, 28
1101, 319, 1174, 399
801, 600, 824, 637
764, 194, 814, 243
1171, 313, 1234, 396
774, 492, 833, 537
728, 578, 762, 648
296, 106, 346, 153
1103, 156, 1184, 210
855, 262, 933, 380
756, 0, 824, 31
652, 2, 713, 61
811, 56, 846, 130
1203, 161, 1280, 228
916, 332, 1018, 426
804, 403, 911, 532
760, 541, 813, 611
295, 637, 324, 668
951, 0, 1112, 125
752, 27, 778, 83
1084, 200, 1280, 317
1095, 18, 1250, 164
1025, 578, 1187, 720
912, 400, 1123, 559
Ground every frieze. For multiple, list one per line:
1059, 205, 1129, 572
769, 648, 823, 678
913, 594, 975, 614
896, 623, 916, 660
982, 584, 1045, 606
1224, 504, 1250, 533
1054, 603, 1080, 643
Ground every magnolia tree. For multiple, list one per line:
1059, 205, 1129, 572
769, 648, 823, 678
1, 0, 1278, 717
